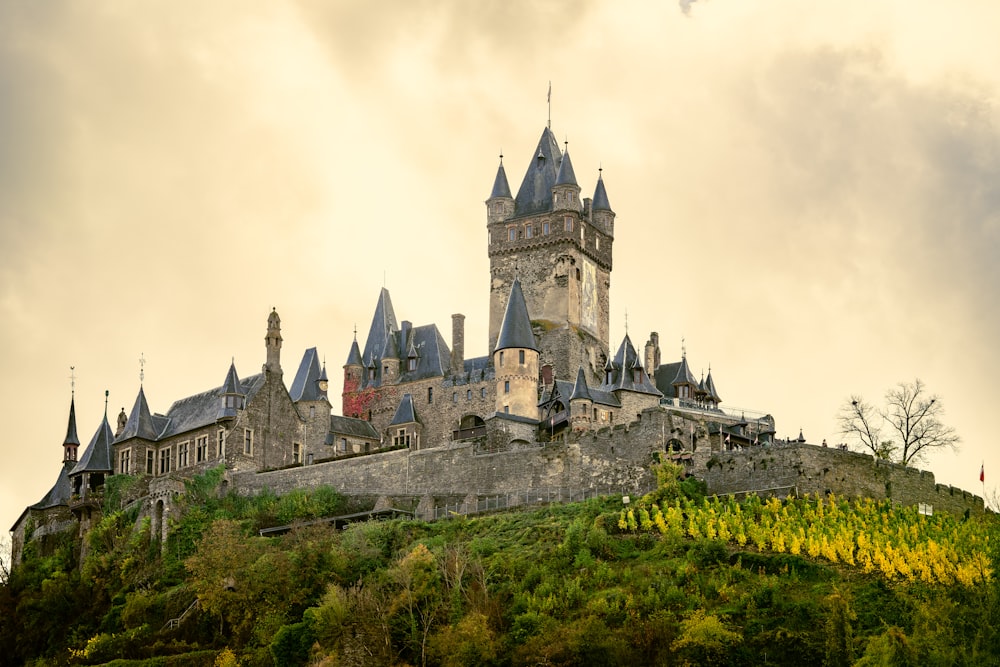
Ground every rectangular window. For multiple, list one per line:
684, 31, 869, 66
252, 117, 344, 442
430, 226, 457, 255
481, 387, 486, 399
499, 351, 504, 366
243, 428, 253, 456
504, 380, 510, 394
293, 442, 301, 464
159, 447, 171, 475
196, 436, 208, 462
119, 448, 131, 475
340, 437, 347, 452
177, 442, 190, 468
518, 350, 525, 364
508, 227, 516, 241
543, 221, 550, 235
467, 389, 472, 400
427, 387, 433, 403
564, 216, 573, 232
146, 450, 154, 475
309, 405, 315, 418
408, 358, 417, 371
525, 224, 533, 239
452, 392, 457, 403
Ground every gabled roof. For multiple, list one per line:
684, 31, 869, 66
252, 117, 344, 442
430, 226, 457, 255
569, 366, 593, 402
495, 279, 537, 352
489, 158, 512, 199
160, 373, 265, 439
592, 172, 612, 211
555, 147, 578, 187
116, 386, 162, 442
327, 415, 379, 441
545, 379, 620, 409
290, 347, 327, 402
361, 288, 398, 369
63, 397, 80, 447
599, 334, 662, 396
70, 415, 114, 476
389, 393, 418, 426
513, 127, 563, 218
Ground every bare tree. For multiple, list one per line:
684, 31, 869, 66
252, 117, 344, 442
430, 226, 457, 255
838, 379, 960, 466
0, 534, 10, 585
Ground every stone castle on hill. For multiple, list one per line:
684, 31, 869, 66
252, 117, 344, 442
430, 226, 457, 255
10, 124, 985, 567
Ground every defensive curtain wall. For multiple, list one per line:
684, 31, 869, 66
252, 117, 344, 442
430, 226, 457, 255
228, 406, 985, 519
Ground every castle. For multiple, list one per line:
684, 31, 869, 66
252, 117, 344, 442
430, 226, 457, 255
10, 124, 984, 567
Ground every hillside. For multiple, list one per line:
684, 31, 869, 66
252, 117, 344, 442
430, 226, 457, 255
2, 465, 998, 667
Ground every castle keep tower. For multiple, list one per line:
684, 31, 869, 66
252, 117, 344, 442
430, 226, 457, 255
486, 128, 614, 383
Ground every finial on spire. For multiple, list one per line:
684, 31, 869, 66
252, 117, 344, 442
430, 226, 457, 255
69, 366, 76, 397
624, 308, 629, 334
139, 352, 146, 384
681, 336, 687, 359
499, 150, 503, 163
104, 389, 109, 416
353, 324, 358, 341
547, 81, 552, 130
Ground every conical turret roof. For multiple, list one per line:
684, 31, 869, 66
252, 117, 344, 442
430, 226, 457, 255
705, 368, 721, 403
117, 385, 160, 442
361, 288, 399, 366
63, 396, 80, 447
570, 366, 593, 402
593, 171, 612, 211
489, 158, 512, 199
555, 147, 578, 186
345, 337, 363, 367
495, 279, 537, 352
672, 356, 698, 386
290, 347, 325, 402
222, 361, 242, 395
70, 414, 114, 476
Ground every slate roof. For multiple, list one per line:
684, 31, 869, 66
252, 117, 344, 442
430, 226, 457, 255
599, 334, 662, 396
31, 461, 75, 510
513, 127, 563, 218
71, 415, 114, 476
63, 397, 80, 446
593, 172, 612, 211
569, 366, 593, 402
389, 394, 418, 426
489, 159, 512, 199
555, 147, 578, 186
361, 288, 399, 369
654, 361, 682, 397
495, 279, 538, 352
671, 356, 698, 386
705, 369, 721, 403
116, 386, 163, 443
290, 347, 326, 402
345, 338, 363, 366
327, 415, 379, 441
159, 372, 265, 440
546, 379, 620, 409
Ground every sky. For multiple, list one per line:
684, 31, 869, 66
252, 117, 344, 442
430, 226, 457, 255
3, 0, 999, 545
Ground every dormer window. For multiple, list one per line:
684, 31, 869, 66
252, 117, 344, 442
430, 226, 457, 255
407, 358, 417, 371
605, 370, 613, 384
368, 367, 376, 381
632, 368, 642, 383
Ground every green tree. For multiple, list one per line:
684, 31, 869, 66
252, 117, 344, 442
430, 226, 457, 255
671, 609, 742, 666
823, 590, 855, 667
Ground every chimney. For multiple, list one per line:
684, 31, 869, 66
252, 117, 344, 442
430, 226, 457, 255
451, 314, 465, 375
645, 331, 659, 379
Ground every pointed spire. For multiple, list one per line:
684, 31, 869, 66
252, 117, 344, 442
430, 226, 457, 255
513, 127, 563, 217
361, 288, 399, 367
319, 359, 329, 383
489, 154, 513, 199
593, 169, 612, 211
345, 337, 363, 367
117, 385, 159, 442
570, 366, 593, 402
555, 144, 578, 186
672, 355, 698, 387
495, 279, 537, 352
222, 360, 241, 395
218, 360, 245, 419
705, 366, 721, 403
70, 411, 115, 476
64, 396, 80, 447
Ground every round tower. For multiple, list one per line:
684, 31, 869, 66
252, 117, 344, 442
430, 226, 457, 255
493, 279, 540, 418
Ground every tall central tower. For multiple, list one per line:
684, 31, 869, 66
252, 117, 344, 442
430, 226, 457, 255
486, 128, 615, 382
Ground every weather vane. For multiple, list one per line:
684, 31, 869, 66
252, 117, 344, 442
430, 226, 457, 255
69, 366, 76, 397
139, 352, 146, 384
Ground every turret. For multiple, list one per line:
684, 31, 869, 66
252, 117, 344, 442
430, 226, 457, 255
63, 395, 80, 463
552, 144, 582, 213
591, 169, 615, 237
486, 155, 514, 223
671, 354, 698, 401
493, 279, 539, 419
265, 308, 282, 376
568, 366, 593, 429
343, 334, 363, 394
380, 331, 400, 385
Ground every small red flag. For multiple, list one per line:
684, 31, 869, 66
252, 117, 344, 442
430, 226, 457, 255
981, 464, 985, 483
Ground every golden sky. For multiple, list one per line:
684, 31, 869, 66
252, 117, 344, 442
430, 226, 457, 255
3, 1, 999, 536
